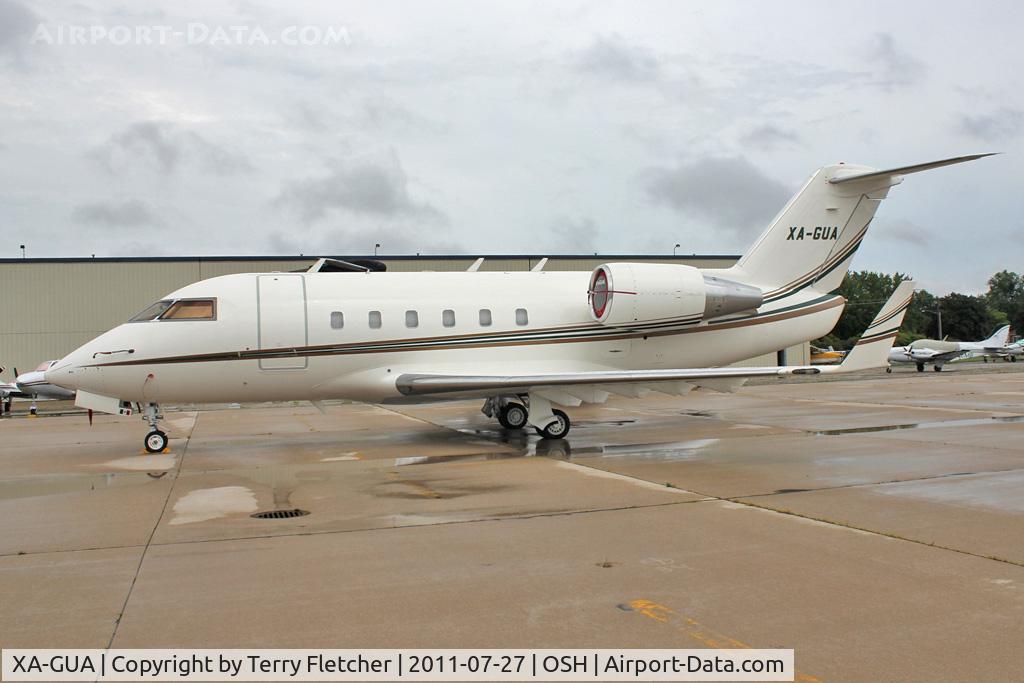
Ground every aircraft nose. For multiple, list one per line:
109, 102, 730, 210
44, 360, 81, 390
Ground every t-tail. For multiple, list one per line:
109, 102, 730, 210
724, 154, 995, 304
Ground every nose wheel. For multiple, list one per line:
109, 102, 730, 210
141, 402, 167, 453
145, 430, 168, 453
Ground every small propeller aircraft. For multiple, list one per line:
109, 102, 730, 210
45, 155, 991, 452
888, 324, 1011, 372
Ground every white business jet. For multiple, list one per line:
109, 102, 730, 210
888, 324, 1011, 372
46, 155, 989, 452
0, 361, 75, 415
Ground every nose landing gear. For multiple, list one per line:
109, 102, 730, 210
142, 403, 167, 453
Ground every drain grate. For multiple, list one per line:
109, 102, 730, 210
251, 508, 310, 520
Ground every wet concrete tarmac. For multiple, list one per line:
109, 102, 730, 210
1, 364, 1023, 681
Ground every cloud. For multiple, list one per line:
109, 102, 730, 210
740, 124, 799, 151
88, 122, 252, 175
0, 0, 37, 64
959, 108, 1023, 142
273, 153, 444, 224
574, 34, 660, 81
268, 224, 463, 256
639, 156, 792, 237
71, 199, 164, 227
873, 217, 930, 248
867, 33, 926, 91
548, 215, 601, 254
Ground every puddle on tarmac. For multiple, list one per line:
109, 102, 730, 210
0, 472, 166, 501
873, 470, 1024, 512
170, 485, 258, 525
572, 439, 720, 461
811, 414, 1024, 436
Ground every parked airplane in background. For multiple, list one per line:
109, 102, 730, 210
974, 336, 1022, 362
45, 154, 989, 452
0, 361, 76, 415
16, 361, 77, 401
888, 325, 1011, 372
810, 345, 847, 365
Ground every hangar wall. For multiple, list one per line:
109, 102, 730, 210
0, 255, 808, 379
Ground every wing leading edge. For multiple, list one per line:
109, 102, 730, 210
395, 281, 916, 399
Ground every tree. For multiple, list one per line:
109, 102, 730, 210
939, 292, 1000, 341
985, 270, 1024, 337
817, 271, 915, 348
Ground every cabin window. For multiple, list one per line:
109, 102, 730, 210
368, 311, 382, 329
479, 309, 492, 326
405, 310, 419, 328
515, 308, 529, 326
442, 309, 456, 327
128, 300, 174, 322
330, 311, 344, 329
159, 299, 217, 321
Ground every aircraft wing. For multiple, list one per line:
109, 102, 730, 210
0, 382, 28, 399
397, 282, 914, 401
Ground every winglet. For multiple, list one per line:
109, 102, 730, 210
826, 281, 915, 372
828, 154, 996, 185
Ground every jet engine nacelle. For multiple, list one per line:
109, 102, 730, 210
588, 263, 763, 326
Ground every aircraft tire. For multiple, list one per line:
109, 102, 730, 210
886, 366, 892, 373
934, 365, 943, 372
535, 409, 570, 439
144, 430, 168, 453
499, 402, 529, 430
916, 363, 925, 372
1012, 356, 1018, 363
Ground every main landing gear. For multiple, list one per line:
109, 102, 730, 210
142, 403, 168, 453
482, 395, 572, 439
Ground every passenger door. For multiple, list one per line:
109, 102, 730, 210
257, 274, 308, 370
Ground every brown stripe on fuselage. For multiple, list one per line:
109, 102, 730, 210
92, 296, 845, 367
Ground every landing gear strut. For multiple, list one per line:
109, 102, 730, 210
142, 403, 167, 453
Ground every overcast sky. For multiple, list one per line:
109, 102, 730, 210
1, 0, 1021, 293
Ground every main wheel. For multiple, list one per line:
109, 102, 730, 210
498, 402, 529, 429
933, 365, 943, 372
535, 409, 570, 439
886, 366, 892, 374
916, 363, 925, 372
1012, 355, 1018, 363
144, 430, 168, 453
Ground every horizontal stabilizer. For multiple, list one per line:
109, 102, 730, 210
828, 154, 996, 185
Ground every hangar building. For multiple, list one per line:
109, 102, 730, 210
0, 254, 809, 379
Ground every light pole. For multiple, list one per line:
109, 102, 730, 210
935, 304, 943, 339
673, 243, 681, 256
20, 244, 25, 259
374, 243, 381, 256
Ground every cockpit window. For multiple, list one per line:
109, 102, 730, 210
128, 300, 174, 322
160, 299, 217, 320
127, 298, 216, 322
